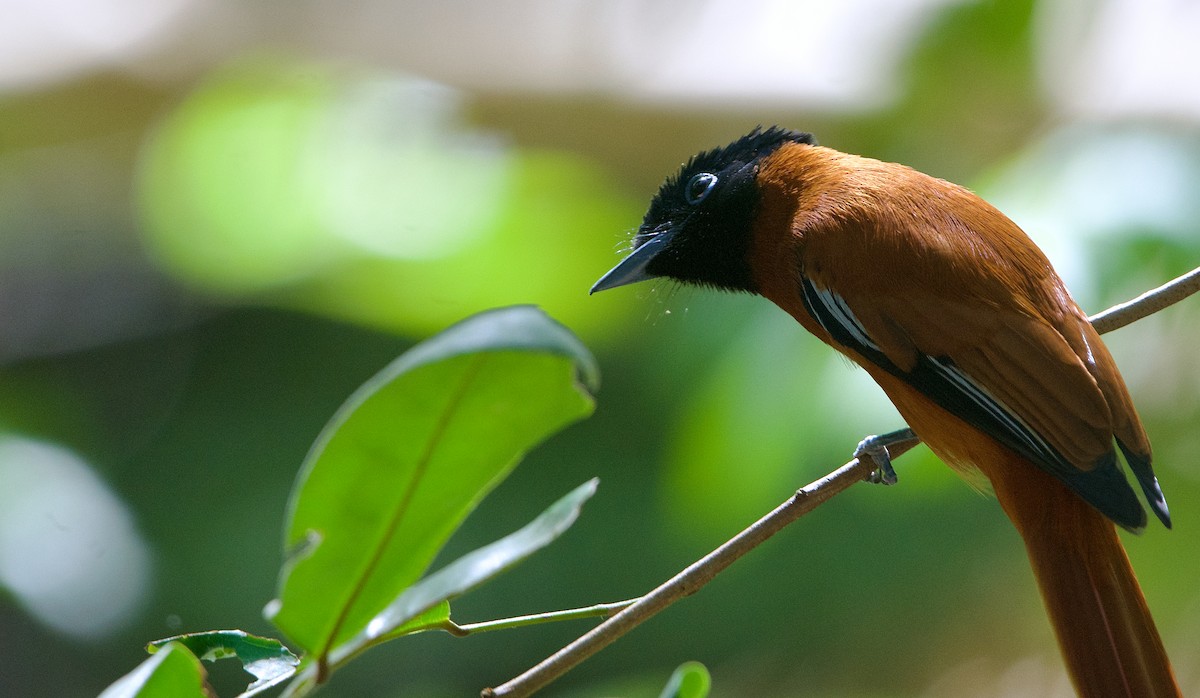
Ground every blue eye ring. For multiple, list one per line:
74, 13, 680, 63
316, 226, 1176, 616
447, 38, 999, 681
684, 172, 718, 204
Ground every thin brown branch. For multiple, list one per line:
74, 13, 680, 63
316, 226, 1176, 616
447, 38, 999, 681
482, 264, 1200, 698
481, 438, 918, 698
1089, 265, 1200, 334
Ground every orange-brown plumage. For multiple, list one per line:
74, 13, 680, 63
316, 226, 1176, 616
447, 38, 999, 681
750, 143, 1152, 481
592, 128, 1177, 696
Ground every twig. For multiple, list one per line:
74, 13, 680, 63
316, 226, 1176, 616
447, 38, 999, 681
1089, 266, 1200, 334
482, 438, 918, 698
483, 263, 1200, 698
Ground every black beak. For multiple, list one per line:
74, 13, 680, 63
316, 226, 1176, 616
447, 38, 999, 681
589, 229, 675, 294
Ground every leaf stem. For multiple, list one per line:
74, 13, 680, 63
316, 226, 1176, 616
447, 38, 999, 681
449, 599, 638, 636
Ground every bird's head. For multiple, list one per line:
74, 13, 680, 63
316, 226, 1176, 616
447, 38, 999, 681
591, 126, 814, 295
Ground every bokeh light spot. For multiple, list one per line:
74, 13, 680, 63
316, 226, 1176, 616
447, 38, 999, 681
0, 436, 152, 639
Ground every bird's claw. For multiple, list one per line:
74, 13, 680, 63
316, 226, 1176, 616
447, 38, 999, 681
856, 435, 899, 485
854, 427, 916, 485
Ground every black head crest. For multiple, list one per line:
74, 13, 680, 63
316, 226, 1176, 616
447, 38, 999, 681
668, 126, 815, 195
642, 127, 813, 291
591, 126, 815, 294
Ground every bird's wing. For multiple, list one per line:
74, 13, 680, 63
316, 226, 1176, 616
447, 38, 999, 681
798, 262, 1161, 530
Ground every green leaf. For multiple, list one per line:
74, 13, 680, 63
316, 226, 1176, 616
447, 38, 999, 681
267, 306, 597, 657
146, 630, 299, 697
334, 478, 598, 661
98, 643, 209, 698
658, 661, 712, 698
389, 600, 453, 637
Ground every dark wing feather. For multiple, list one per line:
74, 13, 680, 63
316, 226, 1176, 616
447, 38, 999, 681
799, 275, 1151, 531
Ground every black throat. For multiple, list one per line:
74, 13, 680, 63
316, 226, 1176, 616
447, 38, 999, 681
639, 127, 814, 293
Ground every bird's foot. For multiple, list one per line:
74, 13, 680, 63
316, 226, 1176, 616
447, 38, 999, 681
855, 428, 916, 485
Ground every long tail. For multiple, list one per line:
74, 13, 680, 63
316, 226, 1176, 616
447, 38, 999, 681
989, 455, 1179, 697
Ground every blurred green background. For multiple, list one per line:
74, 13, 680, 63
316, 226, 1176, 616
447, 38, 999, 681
2, 1, 1199, 696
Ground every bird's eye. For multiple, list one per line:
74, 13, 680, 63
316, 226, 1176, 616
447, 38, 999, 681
684, 172, 718, 205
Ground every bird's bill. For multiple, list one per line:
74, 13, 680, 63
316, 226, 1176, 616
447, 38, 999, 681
589, 230, 673, 294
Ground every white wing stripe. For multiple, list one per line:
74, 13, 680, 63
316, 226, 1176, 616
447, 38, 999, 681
812, 285, 881, 351
926, 357, 1058, 460
801, 277, 1063, 468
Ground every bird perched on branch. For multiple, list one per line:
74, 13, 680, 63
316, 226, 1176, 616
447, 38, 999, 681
591, 127, 1178, 697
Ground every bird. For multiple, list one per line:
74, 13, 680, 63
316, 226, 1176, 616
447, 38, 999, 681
591, 127, 1178, 697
